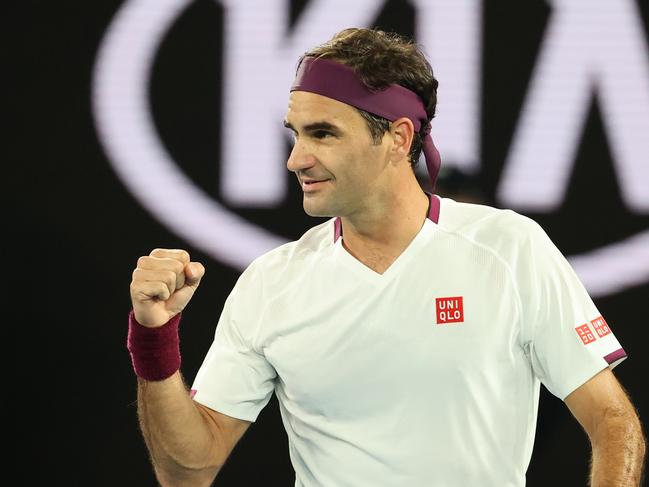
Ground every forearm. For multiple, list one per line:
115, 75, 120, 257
137, 371, 224, 486
589, 411, 646, 486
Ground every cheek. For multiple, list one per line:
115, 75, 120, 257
324, 140, 377, 182
331, 151, 362, 182
352, 145, 383, 176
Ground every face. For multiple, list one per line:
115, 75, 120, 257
284, 91, 393, 218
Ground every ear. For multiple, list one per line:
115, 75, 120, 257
388, 117, 415, 164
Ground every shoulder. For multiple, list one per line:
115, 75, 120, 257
241, 218, 335, 279
436, 197, 552, 260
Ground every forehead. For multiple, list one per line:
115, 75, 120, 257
285, 91, 363, 127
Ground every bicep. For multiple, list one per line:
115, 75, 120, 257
195, 401, 252, 464
564, 368, 637, 438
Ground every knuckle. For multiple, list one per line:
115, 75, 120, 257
132, 268, 149, 281
172, 259, 185, 274
130, 280, 144, 296
163, 270, 176, 287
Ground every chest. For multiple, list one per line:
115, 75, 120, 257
260, 255, 520, 419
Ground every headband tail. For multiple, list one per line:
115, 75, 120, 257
422, 134, 441, 190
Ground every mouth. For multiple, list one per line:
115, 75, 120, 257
301, 179, 330, 192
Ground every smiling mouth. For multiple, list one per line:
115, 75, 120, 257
302, 179, 330, 191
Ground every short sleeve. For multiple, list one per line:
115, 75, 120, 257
191, 264, 277, 422
516, 218, 627, 401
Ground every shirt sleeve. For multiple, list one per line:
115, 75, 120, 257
516, 217, 627, 401
191, 263, 277, 422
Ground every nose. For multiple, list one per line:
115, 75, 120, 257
286, 139, 317, 174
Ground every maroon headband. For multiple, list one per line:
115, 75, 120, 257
290, 56, 441, 188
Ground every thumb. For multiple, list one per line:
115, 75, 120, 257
185, 262, 205, 286
165, 262, 205, 314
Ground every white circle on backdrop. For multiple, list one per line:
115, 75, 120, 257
92, 0, 286, 270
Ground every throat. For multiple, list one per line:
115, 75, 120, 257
338, 190, 432, 274
341, 240, 401, 275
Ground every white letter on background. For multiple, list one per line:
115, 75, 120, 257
219, 0, 385, 206
499, 0, 649, 212
411, 0, 482, 173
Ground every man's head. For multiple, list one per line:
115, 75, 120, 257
284, 28, 439, 218
299, 28, 439, 166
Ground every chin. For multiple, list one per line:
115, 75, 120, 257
303, 200, 336, 218
303, 207, 333, 218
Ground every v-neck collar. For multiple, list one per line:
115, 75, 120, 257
331, 193, 441, 285
333, 192, 440, 243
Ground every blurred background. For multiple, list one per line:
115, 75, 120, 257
11, 0, 648, 485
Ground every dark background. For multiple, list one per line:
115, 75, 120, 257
11, 1, 648, 485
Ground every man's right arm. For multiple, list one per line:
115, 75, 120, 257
137, 371, 250, 487
128, 248, 251, 486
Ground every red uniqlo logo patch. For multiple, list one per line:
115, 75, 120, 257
575, 324, 596, 345
436, 296, 464, 324
591, 316, 611, 338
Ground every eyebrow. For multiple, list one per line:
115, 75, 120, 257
283, 119, 343, 134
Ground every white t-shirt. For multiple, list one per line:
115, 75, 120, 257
192, 195, 627, 487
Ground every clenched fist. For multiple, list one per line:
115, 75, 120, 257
130, 248, 205, 328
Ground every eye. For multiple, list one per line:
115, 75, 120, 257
313, 130, 333, 139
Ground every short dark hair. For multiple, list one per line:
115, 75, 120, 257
298, 28, 439, 167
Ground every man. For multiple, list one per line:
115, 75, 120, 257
127, 28, 645, 486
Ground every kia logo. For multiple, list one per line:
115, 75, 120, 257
92, 0, 649, 297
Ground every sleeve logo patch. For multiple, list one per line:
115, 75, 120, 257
591, 316, 612, 338
575, 324, 596, 345
436, 296, 464, 324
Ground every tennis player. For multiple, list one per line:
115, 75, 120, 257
127, 28, 645, 486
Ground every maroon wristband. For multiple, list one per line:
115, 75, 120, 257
127, 310, 182, 381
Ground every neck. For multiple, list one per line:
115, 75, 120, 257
340, 177, 430, 259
